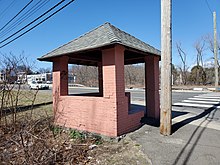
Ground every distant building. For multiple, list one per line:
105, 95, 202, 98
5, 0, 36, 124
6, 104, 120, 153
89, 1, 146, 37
0, 70, 26, 84
27, 73, 52, 84
17, 72, 27, 84
0, 70, 16, 84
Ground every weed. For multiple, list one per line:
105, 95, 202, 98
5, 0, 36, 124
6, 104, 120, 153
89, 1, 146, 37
69, 129, 85, 141
93, 134, 103, 145
123, 141, 130, 145
52, 126, 63, 136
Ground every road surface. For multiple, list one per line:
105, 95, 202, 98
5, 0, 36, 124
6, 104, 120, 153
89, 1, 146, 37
67, 87, 206, 104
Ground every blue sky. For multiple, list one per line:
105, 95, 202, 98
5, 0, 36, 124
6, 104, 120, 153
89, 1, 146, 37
0, 0, 219, 71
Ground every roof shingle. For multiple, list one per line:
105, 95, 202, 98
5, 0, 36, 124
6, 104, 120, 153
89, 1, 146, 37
38, 22, 160, 61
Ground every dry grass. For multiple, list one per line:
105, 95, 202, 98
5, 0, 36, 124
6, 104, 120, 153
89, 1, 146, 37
0, 115, 150, 165
0, 116, 101, 164
0, 90, 94, 164
0, 89, 150, 164
14, 90, 53, 120
0, 89, 52, 123
0, 89, 52, 107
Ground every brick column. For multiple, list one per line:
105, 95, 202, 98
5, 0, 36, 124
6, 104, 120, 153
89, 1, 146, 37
102, 45, 125, 98
52, 56, 69, 96
145, 56, 160, 119
115, 45, 126, 98
102, 45, 126, 136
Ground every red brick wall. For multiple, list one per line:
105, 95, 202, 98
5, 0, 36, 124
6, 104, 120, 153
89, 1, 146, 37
53, 56, 68, 97
52, 45, 144, 137
55, 95, 144, 137
55, 96, 118, 136
145, 55, 160, 119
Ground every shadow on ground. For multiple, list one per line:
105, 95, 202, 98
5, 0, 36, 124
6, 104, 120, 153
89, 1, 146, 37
172, 104, 219, 133
1, 101, 52, 117
171, 105, 218, 165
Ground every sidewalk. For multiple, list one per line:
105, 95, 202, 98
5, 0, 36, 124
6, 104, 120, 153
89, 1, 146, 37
128, 92, 220, 165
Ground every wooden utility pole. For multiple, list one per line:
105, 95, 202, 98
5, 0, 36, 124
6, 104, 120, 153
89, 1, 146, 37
160, 0, 172, 135
213, 11, 219, 90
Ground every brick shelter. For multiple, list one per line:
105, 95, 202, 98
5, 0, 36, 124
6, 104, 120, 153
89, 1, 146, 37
38, 23, 160, 137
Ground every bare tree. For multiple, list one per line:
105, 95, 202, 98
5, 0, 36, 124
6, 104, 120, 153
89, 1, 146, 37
176, 42, 188, 85
70, 65, 98, 87
189, 65, 206, 85
171, 64, 178, 85
0, 53, 37, 125
204, 34, 220, 54
124, 64, 145, 88
204, 34, 220, 68
69, 64, 145, 88
194, 39, 205, 68
37, 67, 51, 74
194, 39, 206, 84
0, 52, 34, 82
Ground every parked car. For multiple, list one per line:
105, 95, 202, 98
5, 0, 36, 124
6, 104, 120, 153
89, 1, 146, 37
46, 80, 52, 84
29, 81, 49, 90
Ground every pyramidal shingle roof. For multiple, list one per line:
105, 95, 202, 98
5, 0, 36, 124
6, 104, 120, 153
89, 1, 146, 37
38, 22, 160, 60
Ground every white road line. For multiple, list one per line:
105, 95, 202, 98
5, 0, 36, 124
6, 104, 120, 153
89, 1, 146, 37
189, 98, 220, 101
132, 96, 145, 99
194, 96, 220, 99
183, 100, 220, 104
173, 102, 220, 108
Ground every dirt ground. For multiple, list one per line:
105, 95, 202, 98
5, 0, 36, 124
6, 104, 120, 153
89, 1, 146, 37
0, 115, 150, 165
89, 136, 151, 165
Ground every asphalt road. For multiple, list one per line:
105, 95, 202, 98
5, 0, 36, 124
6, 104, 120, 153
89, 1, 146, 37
67, 87, 206, 104
15, 84, 206, 104
65, 87, 220, 127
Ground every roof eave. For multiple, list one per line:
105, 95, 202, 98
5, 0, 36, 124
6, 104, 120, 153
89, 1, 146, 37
37, 42, 119, 62
38, 42, 161, 62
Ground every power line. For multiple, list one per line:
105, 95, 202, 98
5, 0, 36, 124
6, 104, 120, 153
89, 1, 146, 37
0, 0, 34, 32
0, 0, 66, 45
204, 0, 220, 41
205, 0, 212, 15
0, 0, 49, 38
0, 0, 75, 48
0, 0, 17, 19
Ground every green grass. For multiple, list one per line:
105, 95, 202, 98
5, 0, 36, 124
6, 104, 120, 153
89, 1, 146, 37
0, 89, 53, 122
0, 89, 52, 106
69, 129, 86, 140
17, 90, 52, 106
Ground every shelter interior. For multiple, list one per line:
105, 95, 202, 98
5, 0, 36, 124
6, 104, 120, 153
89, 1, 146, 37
50, 44, 160, 136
